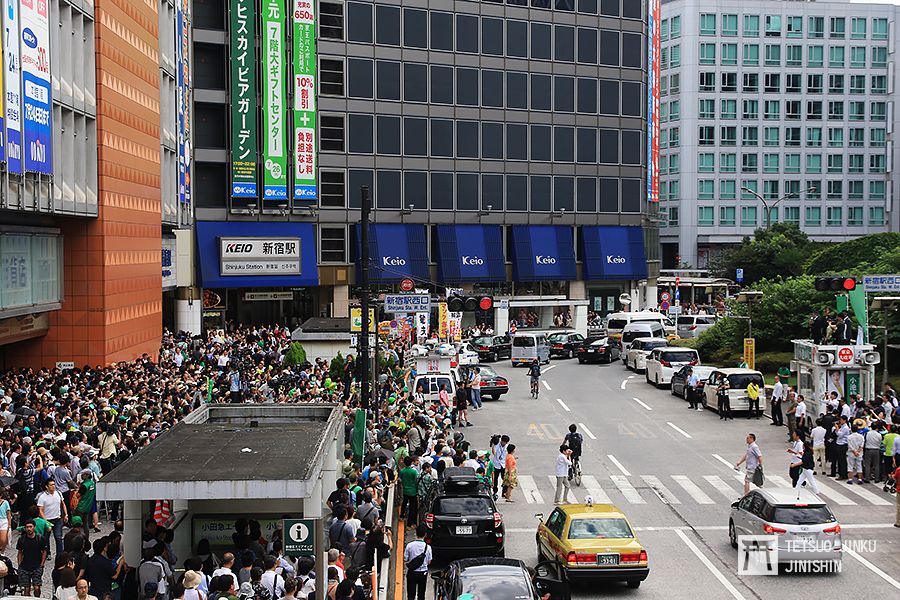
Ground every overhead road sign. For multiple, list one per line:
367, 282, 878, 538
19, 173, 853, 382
863, 275, 900, 293
384, 294, 431, 313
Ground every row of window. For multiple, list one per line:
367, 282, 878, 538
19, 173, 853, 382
316, 169, 642, 213
327, 59, 642, 116
663, 122, 888, 149
684, 43, 888, 69
327, 2, 640, 66
667, 206, 887, 228
659, 179, 886, 201
663, 14, 887, 41
321, 115, 642, 164
669, 72, 890, 96
669, 99, 889, 122
689, 151, 887, 173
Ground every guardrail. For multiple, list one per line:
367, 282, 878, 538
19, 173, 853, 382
377, 483, 396, 600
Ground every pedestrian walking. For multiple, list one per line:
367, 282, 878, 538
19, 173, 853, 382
36, 478, 67, 555
455, 384, 471, 428
736, 433, 763, 495
403, 525, 431, 600
398, 456, 419, 527
503, 444, 518, 502
17, 519, 50, 597
554, 445, 574, 505
771, 375, 785, 426
469, 368, 483, 410
686, 368, 701, 411
787, 430, 803, 487
811, 419, 827, 474
884, 425, 899, 482
794, 440, 821, 495
490, 435, 508, 500
747, 380, 761, 419
894, 462, 900, 529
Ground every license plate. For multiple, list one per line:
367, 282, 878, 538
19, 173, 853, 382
793, 534, 815, 546
456, 526, 473, 535
587, 349, 595, 353
597, 554, 619, 566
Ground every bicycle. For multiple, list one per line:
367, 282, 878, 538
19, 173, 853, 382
531, 376, 540, 399
569, 455, 583, 486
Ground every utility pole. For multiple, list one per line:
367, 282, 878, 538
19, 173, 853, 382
360, 186, 371, 410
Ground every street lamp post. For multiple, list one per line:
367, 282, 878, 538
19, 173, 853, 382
740, 186, 817, 230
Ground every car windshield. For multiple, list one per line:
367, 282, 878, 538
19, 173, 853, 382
436, 497, 493, 515
769, 506, 835, 525
459, 566, 535, 599
690, 366, 717, 379
607, 318, 628, 330
728, 373, 764, 388
676, 317, 695, 325
643, 341, 668, 351
587, 338, 608, 346
549, 334, 568, 342
473, 337, 492, 346
513, 337, 535, 347
661, 351, 697, 363
567, 517, 634, 540
622, 331, 650, 343
477, 366, 498, 378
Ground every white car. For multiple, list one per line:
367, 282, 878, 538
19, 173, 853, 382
624, 338, 669, 372
451, 342, 480, 365
644, 347, 701, 387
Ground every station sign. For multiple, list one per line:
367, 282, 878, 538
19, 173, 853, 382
219, 237, 301, 276
863, 275, 900, 292
385, 294, 430, 313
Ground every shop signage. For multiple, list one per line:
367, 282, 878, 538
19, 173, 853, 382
20, 0, 52, 173
56, 361, 74, 370
176, 0, 191, 204
292, 1, 317, 200
351, 307, 375, 332
219, 237, 301, 276
262, 0, 287, 200
244, 292, 294, 301
647, 0, 659, 202
230, 0, 257, 197
1, 0, 20, 169
162, 238, 177, 290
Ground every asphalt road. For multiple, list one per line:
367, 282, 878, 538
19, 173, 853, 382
419, 355, 900, 599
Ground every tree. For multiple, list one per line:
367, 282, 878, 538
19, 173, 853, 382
805, 232, 900, 275
709, 223, 822, 285
283, 342, 307, 367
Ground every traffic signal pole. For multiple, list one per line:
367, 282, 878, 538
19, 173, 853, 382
360, 186, 370, 411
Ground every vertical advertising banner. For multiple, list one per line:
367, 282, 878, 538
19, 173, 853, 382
449, 311, 462, 342
19, 0, 50, 174
292, 1, 317, 200
647, 0, 660, 202
0, 0, 14, 168
230, 0, 257, 197
438, 302, 449, 339
262, 0, 287, 200
177, 0, 191, 204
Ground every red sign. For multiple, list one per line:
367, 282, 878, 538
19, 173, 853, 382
838, 347, 854, 363
400, 278, 415, 292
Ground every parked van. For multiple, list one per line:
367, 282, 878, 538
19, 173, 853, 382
645, 347, 701, 387
702, 368, 765, 414
676, 314, 718, 339
511, 332, 551, 366
606, 311, 674, 340
619, 322, 668, 356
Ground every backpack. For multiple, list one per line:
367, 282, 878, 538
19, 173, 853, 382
567, 433, 582, 452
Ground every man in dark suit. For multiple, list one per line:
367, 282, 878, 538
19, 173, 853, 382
811, 312, 825, 344
836, 313, 852, 344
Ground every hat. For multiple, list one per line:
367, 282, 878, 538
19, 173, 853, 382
36, 447, 49, 456
71, 516, 83, 526
183, 570, 202, 589
80, 469, 93, 477
144, 582, 159, 596
22, 436, 32, 444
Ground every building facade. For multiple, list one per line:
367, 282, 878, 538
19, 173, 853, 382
659, 0, 899, 270
189, 0, 659, 332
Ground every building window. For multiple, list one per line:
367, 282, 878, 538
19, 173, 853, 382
669, 180, 680, 200
698, 180, 714, 199
827, 180, 843, 198
660, 103, 669, 122
320, 226, 347, 261
830, 17, 845, 39
742, 153, 758, 173
807, 127, 822, 147
669, 101, 680, 121
871, 102, 887, 121
744, 15, 759, 37
741, 206, 757, 226
763, 180, 779, 199
828, 101, 843, 121
720, 179, 736, 199
849, 128, 865, 147
660, 47, 668, 70
828, 127, 844, 147
659, 155, 668, 175
784, 206, 800, 224
848, 154, 864, 173
787, 16, 802, 38
806, 207, 822, 226
698, 152, 715, 172
871, 128, 886, 147
721, 72, 737, 92
786, 45, 802, 66
871, 76, 887, 94
809, 16, 824, 38
870, 154, 886, 173
699, 99, 715, 119
848, 181, 864, 199
765, 73, 780, 93
721, 126, 737, 146
660, 75, 668, 96
661, 18, 669, 41
720, 206, 736, 226
872, 47, 887, 68
721, 43, 737, 65
722, 14, 738, 37
699, 72, 716, 92
827, 206, 842, 226
765, 15, 781, 37
849, 101, 865, 120
670, 74, 680, 94
829, 46, 845, 68
786, 74, 801, 93
721, 99, 736, 119
764, 101, 780, 120
743, 73, 759, 93
870, 207, 885, 226
808, 75, 823, 94
829, 75, 844, 94
720, 153, 736, 173
827, 154, 843, 174
849, 75, 865, 95
785, 127, 801, 146
806, 155, 822, 173
763, 153, 779, 173
742, 180, 758, 199
670, 45, 681, 67
870, 182, 886, 200
320, 172, 346, 208
670, 154, 680, 173
785, 101, 801, 121
807, 182, 821, 199
669, 206, 679, 225
320, 59, 345, 96
699, 126, 715, 146
742, 100, 759, 120
851, 47, 866, 68
873, 18, 888, 40
700, 13, 716, 36
742, 127, 758, 147
785, 154, 800, 173
699, 43, 716, 65
742, 44, 758, 66
765, 44, 781, 66
807, 101, 822, 120
320, 115, 345, 151
698, 206, 714, 226
763, 127, 779, 146
669, 127, 680, 147
319, 1, 344, 40
808, 45, 823, 67
850, 17, 866, 39
659, 182, 668, 202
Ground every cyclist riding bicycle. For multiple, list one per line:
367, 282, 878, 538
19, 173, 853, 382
528, 359, 541, 393
565, 423, 583, 482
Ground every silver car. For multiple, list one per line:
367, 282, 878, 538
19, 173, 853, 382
729, 488, 842, 568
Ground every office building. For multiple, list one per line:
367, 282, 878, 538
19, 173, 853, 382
659, 0, 898, 270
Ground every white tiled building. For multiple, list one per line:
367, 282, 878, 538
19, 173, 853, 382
659, 0, 900, 269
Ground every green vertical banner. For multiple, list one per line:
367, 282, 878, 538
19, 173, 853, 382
262, 0, 288, 200
292, 0, 317, 200
230, 0, 258, 198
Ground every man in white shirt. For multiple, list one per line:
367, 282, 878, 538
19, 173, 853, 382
788, 430, 804, 487
212, 553, 239, 590
554, 444, 574, 505
847, 425, 866, 484
772, 376, 785, 426
795, 396, 807, 429
261, 555, 286, 599
811, 420, 827, 474
36, 478, 67, 554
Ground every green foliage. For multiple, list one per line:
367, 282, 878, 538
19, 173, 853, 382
753, 352, 794, 374
379, 353, 395, 370
283, 342, 307, 367
805, 232, 900, 275
709, 223, 823, 285
329, 352, 345, 381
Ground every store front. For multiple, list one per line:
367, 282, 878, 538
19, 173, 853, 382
581, 225, 649, 319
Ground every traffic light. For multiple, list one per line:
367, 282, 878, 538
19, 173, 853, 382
447, 294, 494, 312
814, 277, 857, 292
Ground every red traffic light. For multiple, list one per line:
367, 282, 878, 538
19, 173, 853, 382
842, 278, 856, 291
814, 276, 857, 291
479, 297, 494, 310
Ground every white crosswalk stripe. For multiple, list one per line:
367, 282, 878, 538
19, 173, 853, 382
766, 474, 793, 488
641, 475, 682, 504
838, 481, 892, 506
518, 475, 544, 504
704, 475, 739, 500
610, 475, 646, 504
811, 477, 857, 506
671, 475, 714, 504
580, 475, 612, 504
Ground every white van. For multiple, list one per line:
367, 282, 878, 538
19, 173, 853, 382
619, 321, 668, 357
676, 314, 718, 339
511, 332, 551, 366
606, 311, 674, 341
645, 347, 701, 387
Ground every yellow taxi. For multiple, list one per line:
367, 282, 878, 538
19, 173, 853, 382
535, 502, 649, 589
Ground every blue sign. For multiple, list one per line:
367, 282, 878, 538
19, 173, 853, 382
384, 294, 430, 313
435, 225, 506, 283
581, 226, 649, 281
736, 268, 744, 282
510, 225, 577, 282
356, 224, 430, 284
660, 301, 670, 311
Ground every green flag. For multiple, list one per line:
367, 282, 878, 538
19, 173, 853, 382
848, 287, 867, 343
207, 377, 213, 403
351, 409, 366, 464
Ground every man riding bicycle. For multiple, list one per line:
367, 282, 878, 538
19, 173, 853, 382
528, 359, 541, 395
564, 424, 583, 480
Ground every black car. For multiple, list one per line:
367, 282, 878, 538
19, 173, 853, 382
576, 337, 621, 364
548, 332, 586, 359
462, 365, 508, 400
669, 365, 716, 399
433, 559, 568, 600
471, 335, 512, 362
423, 467, 505, 557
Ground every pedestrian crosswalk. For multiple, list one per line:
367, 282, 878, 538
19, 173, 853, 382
514, 471, 893, 508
